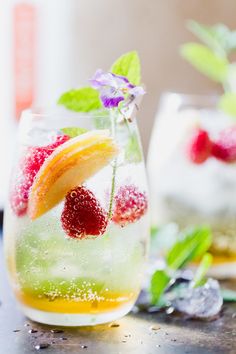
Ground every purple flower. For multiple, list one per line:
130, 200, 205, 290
89, 69, 145, 109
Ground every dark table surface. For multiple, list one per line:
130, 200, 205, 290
1, 241, 236, 354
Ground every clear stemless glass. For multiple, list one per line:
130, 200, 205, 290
148, 92, 236, 278
4, 107, 149, 326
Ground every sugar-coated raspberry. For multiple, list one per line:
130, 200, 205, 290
188, 129, 213, 164
211, 126, 236, 162
10, 134, 69, 216
61, 186, 108, 239
112, 184, 148, 227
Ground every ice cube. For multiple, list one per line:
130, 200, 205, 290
25, 127, 59, 146
171, 278, 223, 319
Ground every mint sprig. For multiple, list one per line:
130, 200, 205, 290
58, 87, 102, 112
187, 20, 236, 56
182, 20, 236, 118
58, 51, 141, 113
61, 127, 88, 138
181, 43, 228, 83
150, 226, 212, 305
58, 51, 144, 223
111, 51, 141, 85
166, 226, 212, 270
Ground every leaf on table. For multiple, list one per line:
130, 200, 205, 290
150, 270, 171, 305
192, 253, 213, 288
166, 226, 212, 271
221, 288, 236, 302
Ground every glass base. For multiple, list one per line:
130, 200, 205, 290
20, 301, 134, 326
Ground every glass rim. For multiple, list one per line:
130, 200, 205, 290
17, 107, 114, 145
21, 107, 110, 121
157, 91, 220, 111
159, 91, 219, 102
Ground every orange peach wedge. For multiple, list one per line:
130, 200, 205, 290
28, 130, 118, 219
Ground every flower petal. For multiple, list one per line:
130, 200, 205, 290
90, 70, 115, 88
129, 86, 146, 97
101, 95, 124, 108
90, 69, 145, 109
100, 86, 124, 108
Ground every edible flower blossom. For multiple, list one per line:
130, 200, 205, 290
89, 69, 145, 108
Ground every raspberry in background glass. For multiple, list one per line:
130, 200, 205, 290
148, 93, 236, 278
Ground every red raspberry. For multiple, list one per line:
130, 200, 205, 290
61, 186, 108, 239
112, 185, 148, 227
212, 126, 236, 162
10, 134, 69, 216
188, 129, 213, 164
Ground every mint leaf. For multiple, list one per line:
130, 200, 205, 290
111, 51, 141, 85
150, 270, 171, 305
192, 253, 212, 288
187, 20, 236, 56
125, 132, 142, 163
187, 21, 227, 56
58, 87, 102, 112
149, 227, 213, 308
166, 226, 212, 270
221, 288, 236, 302
219, 92, 236, 117
61, 127, 88, 138
181, 43, 228, 82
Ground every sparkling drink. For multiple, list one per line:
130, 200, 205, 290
148, 93, 236, 277
4, 108, 149, 326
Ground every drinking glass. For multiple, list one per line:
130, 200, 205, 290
4, 108, 149, 326
148, 92, 236, 278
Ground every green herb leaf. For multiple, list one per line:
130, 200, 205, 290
111, 51, 141, 85
227, 31, 236, 52
150, 270, 171, 305
219, 92, 236, 117
187, 20, 230, 56
125, 132, 142, 163
181, 43, 228, 82
221, 288, 236, 302
58, 87, 102, 112
192, 253, 213, 288
166, 226, 212, 270
61, 127, 88, 138
187, 20, 236, 56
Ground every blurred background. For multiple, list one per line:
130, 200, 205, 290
0, 0, 236, 208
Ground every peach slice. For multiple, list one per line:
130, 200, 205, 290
28, 130, 118, 219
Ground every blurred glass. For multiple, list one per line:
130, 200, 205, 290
148, 92, 236, 278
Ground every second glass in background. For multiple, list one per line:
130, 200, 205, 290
148, 92, 236, 278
